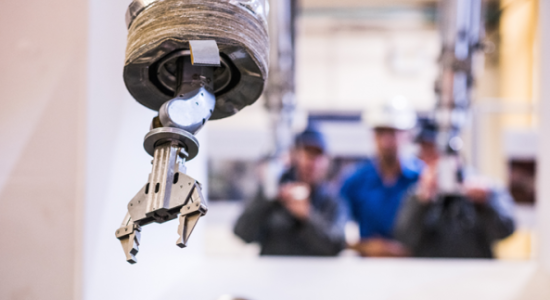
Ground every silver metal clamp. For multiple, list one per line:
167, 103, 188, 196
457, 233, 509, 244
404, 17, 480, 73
116, 40, 220, 263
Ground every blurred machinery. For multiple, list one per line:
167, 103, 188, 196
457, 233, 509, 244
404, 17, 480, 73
433, 0, 484, 194
115, 0, 269, 263
264, 0, 297, 153
261, 0, 298, 199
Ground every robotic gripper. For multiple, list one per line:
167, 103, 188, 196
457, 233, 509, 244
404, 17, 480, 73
115, 0, 269, 263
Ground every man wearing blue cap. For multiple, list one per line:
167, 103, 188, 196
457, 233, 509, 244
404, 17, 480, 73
393, 118, 515, 258
234, 127, 347, 256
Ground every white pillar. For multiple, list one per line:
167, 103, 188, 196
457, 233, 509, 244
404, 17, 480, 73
0, 1, 87, 299
537, 0, 550, 274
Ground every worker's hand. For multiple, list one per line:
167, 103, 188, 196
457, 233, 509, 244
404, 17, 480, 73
463, 177, 491, 204
279, 183, 311, 220
351, 238, 410, 257
416, 163, 438, 203
284, 197, 311, 220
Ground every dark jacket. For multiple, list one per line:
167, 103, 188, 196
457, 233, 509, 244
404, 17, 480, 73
394, 186, 515, 258
233, 168, 347, 256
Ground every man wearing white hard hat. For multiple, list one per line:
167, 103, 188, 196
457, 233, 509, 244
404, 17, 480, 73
340, 97, 423, 257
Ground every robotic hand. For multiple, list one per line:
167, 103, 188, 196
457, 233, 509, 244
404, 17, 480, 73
115, 0, 269, 264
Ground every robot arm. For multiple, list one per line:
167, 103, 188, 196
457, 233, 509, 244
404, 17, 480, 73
115, 0, 269, 264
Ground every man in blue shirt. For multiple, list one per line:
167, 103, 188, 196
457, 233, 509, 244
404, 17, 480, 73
340, 98, 423, 257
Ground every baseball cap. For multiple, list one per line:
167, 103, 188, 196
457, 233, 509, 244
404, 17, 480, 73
294, 126, 327, 153
415, 117, 438, 143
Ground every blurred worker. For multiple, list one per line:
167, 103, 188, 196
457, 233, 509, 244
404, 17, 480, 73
234, 127, 346, 256
393, 118, 515, 258
340, 97, 423, 257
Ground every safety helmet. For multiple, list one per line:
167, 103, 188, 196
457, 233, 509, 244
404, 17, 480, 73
363, 96, 416, 130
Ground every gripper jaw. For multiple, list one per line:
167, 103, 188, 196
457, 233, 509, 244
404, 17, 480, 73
176, 183, 207, 248
115, 140, 208, 264
115, 219, 141, 264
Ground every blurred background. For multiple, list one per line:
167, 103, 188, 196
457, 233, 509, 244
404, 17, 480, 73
1, 0, 550, 299
208, 0, 536, 258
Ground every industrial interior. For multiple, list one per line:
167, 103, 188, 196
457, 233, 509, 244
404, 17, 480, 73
1, 0, 550, 299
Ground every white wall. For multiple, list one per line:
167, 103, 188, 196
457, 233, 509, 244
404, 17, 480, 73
0, 1, 87, 299
296, 16, 440, 112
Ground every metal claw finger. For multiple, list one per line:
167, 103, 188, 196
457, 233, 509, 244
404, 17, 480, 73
176, 212, 202, 248
116, 223, 141, 264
